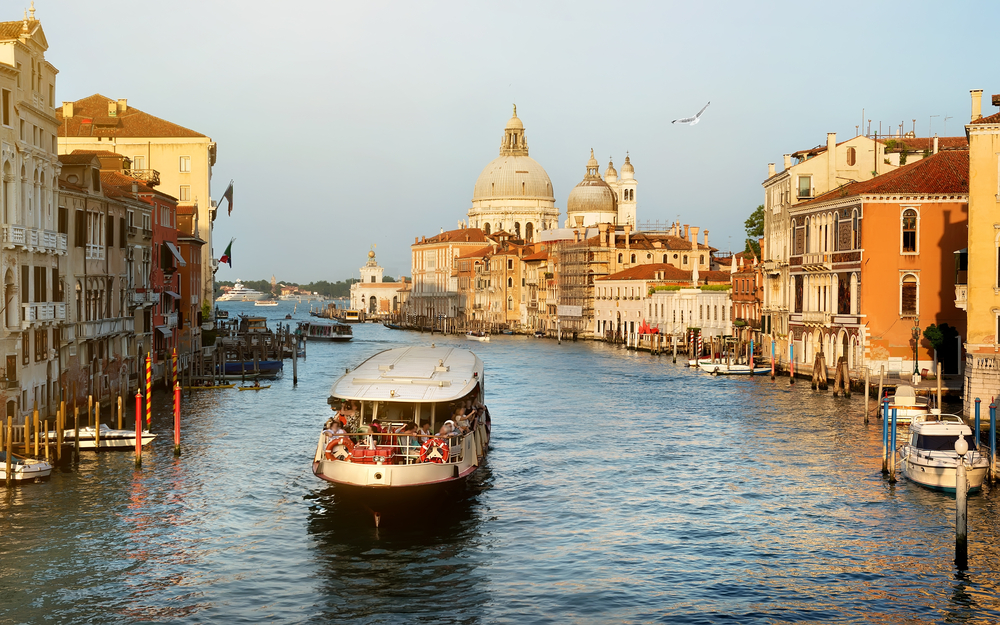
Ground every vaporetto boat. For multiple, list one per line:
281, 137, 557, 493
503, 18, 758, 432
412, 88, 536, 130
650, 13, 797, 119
312, 345, 491, 526
899, 411, 989, 492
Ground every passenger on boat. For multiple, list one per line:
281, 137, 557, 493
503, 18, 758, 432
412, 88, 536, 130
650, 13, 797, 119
395, 422, 419, 460
417, 421, 431, 443
253, 380, 260, 388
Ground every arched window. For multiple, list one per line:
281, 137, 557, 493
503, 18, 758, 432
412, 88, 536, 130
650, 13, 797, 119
662, 254, 668, 263
507, 296, 513, 311
514, 222, 521, 238
484, 222, 490, 235
847, 146, 856, 166
902, 208, 917, 253
833, 214, 840, 252
525, 222, 533, 242
630, 253, 636, 263
507, 277, 513, 288
618, 253, 623, 263
683, 255, 688, 265
852, 210, 860, 249
805, 216, 811, 253
699, 254, 704, 265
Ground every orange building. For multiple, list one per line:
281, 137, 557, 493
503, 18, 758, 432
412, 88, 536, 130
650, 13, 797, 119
789, 149, 968, 375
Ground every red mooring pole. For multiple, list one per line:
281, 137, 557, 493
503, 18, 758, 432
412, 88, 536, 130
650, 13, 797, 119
134, 389, 142, 467
173, 381, 181, 456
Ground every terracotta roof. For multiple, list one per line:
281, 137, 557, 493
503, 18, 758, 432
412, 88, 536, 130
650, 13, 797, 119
100, 171, 155, 194
57, 94, 207, 139
420, 228, 489, 245
971, 111, 1000, 125
71, 149, 128, 158
522, 251, 548, 261
0, 19, 38, 40
458, 245, 493, 259
599, 264, 698, 282
59, 153, 102, 166
799, 149, 969, 207
702, 270, 732, 283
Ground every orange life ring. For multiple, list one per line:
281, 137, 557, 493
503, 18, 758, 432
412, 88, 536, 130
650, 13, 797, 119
419, 437, 450, 463
325, 436, 355, 461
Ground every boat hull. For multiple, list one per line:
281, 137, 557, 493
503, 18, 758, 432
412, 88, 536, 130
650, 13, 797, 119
901, 452, 989, 492
217, 360, 284, 378
0, 454, 52, 481
698, 363, 771, 375
49, 426, 157, 450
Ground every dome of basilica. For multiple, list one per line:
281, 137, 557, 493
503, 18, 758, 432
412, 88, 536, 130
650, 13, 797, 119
472, 105, 554, 202
567, 149, 617, 216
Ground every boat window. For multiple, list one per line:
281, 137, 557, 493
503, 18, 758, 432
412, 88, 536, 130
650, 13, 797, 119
914, 434, 964, 452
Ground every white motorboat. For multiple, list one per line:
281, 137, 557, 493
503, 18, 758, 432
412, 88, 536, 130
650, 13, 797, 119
900, 412, 989, 493
465, 331, 490, 342
879, 384, 930, 423
312, 345, 491, 526
217, 279, 266, 302
0, 452, 52, 482
49, 423, 157, 450
698, 362, 771, 375
254, 300, 279, 307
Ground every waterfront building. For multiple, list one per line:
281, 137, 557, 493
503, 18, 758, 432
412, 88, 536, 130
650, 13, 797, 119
649, 286, 733, 341
466, 107, 558, 241
787, 148, 968, 375
176, 205, 205, 372
760, 130, 967, 369
0, 12, 64, 420
962, 89, 1000, 414
349, 249, 403, 317
594, 264, 730, 341
57, 95, 218, 306
730, 253, 762, 343
407, 227, 491, 325
521, 248, 553, 332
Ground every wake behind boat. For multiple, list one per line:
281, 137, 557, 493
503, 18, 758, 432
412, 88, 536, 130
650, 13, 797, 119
312, 345, 491, 526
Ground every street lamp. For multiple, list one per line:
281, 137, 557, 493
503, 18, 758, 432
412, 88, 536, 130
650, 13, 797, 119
911, 316, 921, 377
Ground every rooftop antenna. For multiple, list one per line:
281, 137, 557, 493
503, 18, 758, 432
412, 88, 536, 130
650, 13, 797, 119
944, 116, 953, 137
912, 119, 916, 135
929, 115, 939, 137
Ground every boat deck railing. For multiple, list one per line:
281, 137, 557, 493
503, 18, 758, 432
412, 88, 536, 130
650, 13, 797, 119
320, 428, 478, 466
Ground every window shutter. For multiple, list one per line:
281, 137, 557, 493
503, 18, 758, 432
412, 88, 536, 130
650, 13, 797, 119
901, 282, 917, 316
74, 210, 85, 247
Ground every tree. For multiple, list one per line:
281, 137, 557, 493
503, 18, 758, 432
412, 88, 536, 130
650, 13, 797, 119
744, 204, 764, 258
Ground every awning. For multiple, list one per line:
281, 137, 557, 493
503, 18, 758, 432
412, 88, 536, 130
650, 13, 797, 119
165, 291, 181, 299
164, 241, 186, 266
155, 326, 173, 336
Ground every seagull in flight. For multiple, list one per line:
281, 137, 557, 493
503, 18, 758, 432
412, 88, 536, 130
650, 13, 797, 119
672, 102, 711, 125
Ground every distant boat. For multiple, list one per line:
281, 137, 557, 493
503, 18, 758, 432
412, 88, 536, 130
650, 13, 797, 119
238, 384, 271, 391
301, 320, 353, 342
49, 423, 157, 450
466, 331, 490, 342
383, 322, 403, 330
255, 300, 279, 307
698, 362, 770, 376
217, 279, 266, 302
183, 383, 236, 390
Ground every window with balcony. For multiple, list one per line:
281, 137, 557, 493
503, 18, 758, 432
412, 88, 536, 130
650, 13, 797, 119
901, 208, 918, 253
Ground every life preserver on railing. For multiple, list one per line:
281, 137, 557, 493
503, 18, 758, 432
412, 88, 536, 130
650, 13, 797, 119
325, 436, 355, 461
419, 437, 450, 463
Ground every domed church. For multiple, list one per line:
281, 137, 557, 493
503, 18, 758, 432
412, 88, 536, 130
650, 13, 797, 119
467, 106, 559, 243
565, 151, 637, 228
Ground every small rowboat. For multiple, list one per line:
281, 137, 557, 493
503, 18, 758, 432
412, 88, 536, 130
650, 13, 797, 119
238, 385, 271, 391
0, 451, 52, 482
183, 383, 236, 390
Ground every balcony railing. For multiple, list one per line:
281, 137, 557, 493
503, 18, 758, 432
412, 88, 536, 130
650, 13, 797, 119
955, 284, 968, 311
86, 244, 105, 260
801, 253, 831, 270
76, 317, 134, 339
123, 168, 161, 187
3, 225, 67, 254
21, 302, 66, 328
127, 225, 138, 237
164, 312, 178, 328
141, 228, 152, 239
130, 290, 160, 304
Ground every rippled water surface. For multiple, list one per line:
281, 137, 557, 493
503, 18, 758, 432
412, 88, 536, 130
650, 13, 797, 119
3, 302, 1000, 624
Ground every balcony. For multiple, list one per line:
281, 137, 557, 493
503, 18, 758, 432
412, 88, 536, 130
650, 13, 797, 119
801, 253, 832, 271
123, 168, 161, 187
141, 227, 152, 240
21, 302, 66, 328
3, 225, 67, 254
76, 317, 134, 340
801, 311, 831, 326
127, 225, 138, 237
164, 312, 178, 328
955, 284, 968, 311
86, 244, 105, 260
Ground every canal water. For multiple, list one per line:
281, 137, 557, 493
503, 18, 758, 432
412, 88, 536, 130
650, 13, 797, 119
2, 301, 1000, 624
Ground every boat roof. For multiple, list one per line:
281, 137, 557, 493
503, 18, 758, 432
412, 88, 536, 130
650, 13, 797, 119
329, 346, 483, 403
911, 414, 971, 436
895, 385, 916, 398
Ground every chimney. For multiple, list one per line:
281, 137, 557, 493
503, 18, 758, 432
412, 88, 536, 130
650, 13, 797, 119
768, 163, 775, 177
62, 101, 73, 117
684, 224, 689, 240
933, 136, 939, 155
107, 101, 117, 117
624, 224, 632, 253
690, 226, 700, 286
703, 229, 709, 250
783, 154, 791, 170
827, 132, 836, 190
415, 236, 419, 243
971, 89, 983, 122
117, 99, 128, 113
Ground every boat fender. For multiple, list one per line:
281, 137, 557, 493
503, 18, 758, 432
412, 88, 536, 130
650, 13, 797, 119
324, 436, 355, 461
453, 465, 460, 478
419, 437, 450, 463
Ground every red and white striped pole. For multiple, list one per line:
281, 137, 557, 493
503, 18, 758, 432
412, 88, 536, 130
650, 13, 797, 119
134, 389, 142, 467
145, 353, 152, 431
171, 347, 178, 389
173, 381, 181, 456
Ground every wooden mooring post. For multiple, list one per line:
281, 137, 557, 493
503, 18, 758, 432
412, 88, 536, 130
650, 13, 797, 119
864, 367, 870, 424
877, 366, 885, 419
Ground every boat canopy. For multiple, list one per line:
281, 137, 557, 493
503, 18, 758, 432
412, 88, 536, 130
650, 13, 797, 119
329, 346, 483, 403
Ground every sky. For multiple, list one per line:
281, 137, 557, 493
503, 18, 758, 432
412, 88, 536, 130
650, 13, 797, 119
36, 0, 1000, 283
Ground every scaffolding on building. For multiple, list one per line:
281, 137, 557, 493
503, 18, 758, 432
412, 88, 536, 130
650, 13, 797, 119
553, 238, 611, 335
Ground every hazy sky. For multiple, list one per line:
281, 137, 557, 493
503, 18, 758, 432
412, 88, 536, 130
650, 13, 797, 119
39, 0, 1000, 283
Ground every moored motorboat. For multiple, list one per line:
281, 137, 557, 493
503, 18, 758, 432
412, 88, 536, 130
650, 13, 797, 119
465, 331, 490, 342
49, 423, 157, 450
879, 384, 930, 423
238, 384, 271, 391
698, 362, 771, 375
312, 345, 491, 526
900, 412, 989, 492
0, 452, 52, 482
254, 300, 279, 307
183, 383, 236, 390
